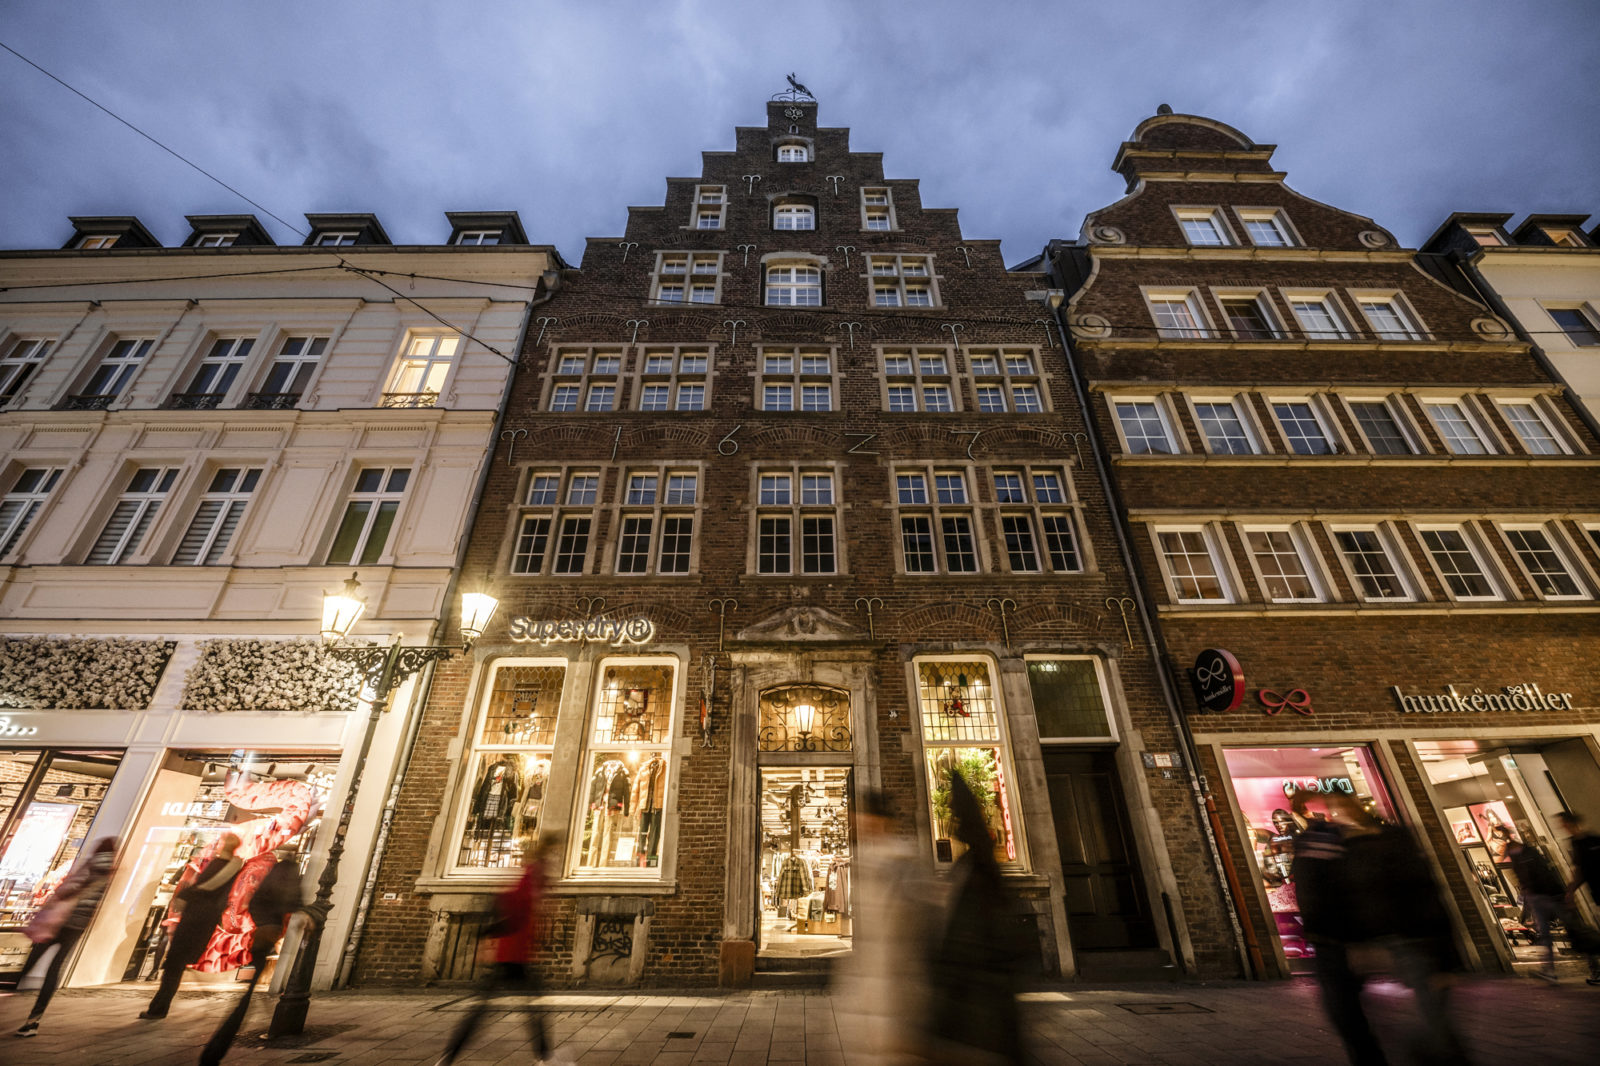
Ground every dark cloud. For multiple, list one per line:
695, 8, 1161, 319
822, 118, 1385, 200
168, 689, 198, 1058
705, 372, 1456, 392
1, 0, 1595, 260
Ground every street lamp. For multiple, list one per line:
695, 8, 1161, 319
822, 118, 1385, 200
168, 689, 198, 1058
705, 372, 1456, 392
269, 574, 498, 1037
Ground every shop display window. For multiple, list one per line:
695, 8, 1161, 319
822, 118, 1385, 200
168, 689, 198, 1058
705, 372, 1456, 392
1221, 745, 1395, 965
573, 660, 676, 876
0, 750, 120, 976
1417, 737, 1600, 965
455, 662, 565, 869
108, 752, 334, 985
915, 658, 1022, 867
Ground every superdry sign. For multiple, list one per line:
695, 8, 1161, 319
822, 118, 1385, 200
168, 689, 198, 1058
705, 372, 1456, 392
1189, 649, 1244, 713
509, 615, 655, 646
1391, 683, 1574, 714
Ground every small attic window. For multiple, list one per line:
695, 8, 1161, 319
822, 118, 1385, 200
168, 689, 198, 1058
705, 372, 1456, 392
195, 233, 237, 248
77, 234, 118, 250
777, 143, 809, 163
455, 229, 502, 245
1545, 228, 1587, 248
1465, 227, 1503, 247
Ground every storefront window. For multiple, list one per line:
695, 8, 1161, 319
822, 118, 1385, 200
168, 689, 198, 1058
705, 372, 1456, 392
455, 662, 564, 869
1417, 737, 1600, 966
916, 658, 1021, 867
1221, 745, 1396, 965
0, 749, 120, 979
108, 751, 334, 984
573, 660, 675, 875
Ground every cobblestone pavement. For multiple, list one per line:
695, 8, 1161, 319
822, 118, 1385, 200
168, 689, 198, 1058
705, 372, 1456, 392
3, 974, 1597, 1065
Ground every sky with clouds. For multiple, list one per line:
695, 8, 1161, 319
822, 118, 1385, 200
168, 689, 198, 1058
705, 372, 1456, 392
2, 0, 1595, 264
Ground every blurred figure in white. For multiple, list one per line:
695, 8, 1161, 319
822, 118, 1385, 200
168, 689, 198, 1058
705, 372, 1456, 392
832, 788, 931, 1064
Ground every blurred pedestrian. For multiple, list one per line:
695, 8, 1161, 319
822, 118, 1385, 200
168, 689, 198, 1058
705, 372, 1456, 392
1556, 810, 1600, 985
1291, 791, 1468, 1066
832, 788, 932, 1064
198, 848, 308, 1064
434, 833, 558, 1066
1507, 832, 1597, 984
926, 769, 1023, 1066
141, 831, 243, 1020
13, 837, 118, 1038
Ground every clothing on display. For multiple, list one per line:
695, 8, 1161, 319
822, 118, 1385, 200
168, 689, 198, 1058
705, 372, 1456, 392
774, 855, 814, 902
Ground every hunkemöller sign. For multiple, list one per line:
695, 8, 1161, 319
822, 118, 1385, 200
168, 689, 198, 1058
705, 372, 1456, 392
1391, 682, 1574, 714
509, 614, 654, 646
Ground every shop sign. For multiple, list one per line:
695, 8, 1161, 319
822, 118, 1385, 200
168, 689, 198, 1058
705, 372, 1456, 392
1390, 682, 1574, 715
1257, 688, 1315, 716
1281, 776, 1353, 797
0, 715, 39, 737
1189, 648, 1244, 712
508, 614, 654, 646
161, 800, 228, 818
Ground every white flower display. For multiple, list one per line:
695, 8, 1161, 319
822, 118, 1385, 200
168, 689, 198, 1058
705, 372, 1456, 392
0, 637, 175, 710
181, 639, 365, 714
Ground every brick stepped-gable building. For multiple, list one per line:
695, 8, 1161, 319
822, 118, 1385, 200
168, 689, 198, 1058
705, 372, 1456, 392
0, 210, 561, 994
1039, 108, 1600, 978
355, 91, 1241, 989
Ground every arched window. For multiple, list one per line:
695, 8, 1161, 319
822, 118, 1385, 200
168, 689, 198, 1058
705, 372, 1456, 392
765, 264, 822, 306
777, 144, 809, 163
773, 204, 815, 231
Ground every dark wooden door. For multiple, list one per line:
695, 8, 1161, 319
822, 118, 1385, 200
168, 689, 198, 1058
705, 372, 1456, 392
1044, 748, 1157, 950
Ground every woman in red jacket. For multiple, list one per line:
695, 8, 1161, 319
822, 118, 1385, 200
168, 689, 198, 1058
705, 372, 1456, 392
435, 833, 557, 1066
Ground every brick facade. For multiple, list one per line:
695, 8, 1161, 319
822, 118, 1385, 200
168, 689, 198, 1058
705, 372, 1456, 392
352, 98, 1238, 988
1045, 109, 1600, 978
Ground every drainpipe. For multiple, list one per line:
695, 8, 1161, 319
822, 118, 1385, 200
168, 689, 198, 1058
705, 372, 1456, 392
1450, 253, 1600, 443
1040, 260, 1264, 979
335, 263, 563, 986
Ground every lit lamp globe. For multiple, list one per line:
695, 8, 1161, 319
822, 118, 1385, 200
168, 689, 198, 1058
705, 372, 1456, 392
321, 573, 368, 643
459, 592, 500, 650
793, 703, 817, 736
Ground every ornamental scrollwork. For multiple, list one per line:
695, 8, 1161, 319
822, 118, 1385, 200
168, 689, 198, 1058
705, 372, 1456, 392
758, 685, 851, 753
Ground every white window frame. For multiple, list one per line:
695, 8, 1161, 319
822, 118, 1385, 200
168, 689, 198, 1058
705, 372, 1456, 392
693, 185, 726, 229
72, 337, 155, 405
1111, 396, 1182, 455
989, 466, 1085, 575
1415, 523, 1505, 602
1495, 397, 1574, 456
759, 346, 837, 412
313, 231, 358, 246
454, 229, 502, 245
612, 466, 702, 576
1172, 207, 1233, 247
325, 466, 411, 567
773, 202, 816, 231
1025, 655, 1119, 744
751, 465, 844, 576
252, 335, 327, 406
880, 346, 961, 413
1235, 209, 1297, 248
171, 467, 261, 565
867, 254, 939, 308
1267, 395, 1341, 455
194, 232, 237, 248
87, 467, 178, 564
175, 336, 255, 407
1284, 291, 1354, 340
1240, 523, 1327, 603
385, 333, 460, 406
776, 142, 809, 163
893, 465, 984, 575
651, 252, 723, 305
1498, 522, 1590, 601
510, 467, 606, 576
1350, 291, 1428, 341
1343, 395, 1420, 456
1327, 523, 1418, 602
546, 346, 625, 412
764, 263, 822, 306
1420, 397, 1498, 455
1144, 290, 1213, 339
1151, 524, 1235, 604
0, 467, 63, 559
0, 337, 51, 408
1188, 395, 1262, 455
633, 346, 711, 412
860, 187, 896, 232
912, 653, 1030, 871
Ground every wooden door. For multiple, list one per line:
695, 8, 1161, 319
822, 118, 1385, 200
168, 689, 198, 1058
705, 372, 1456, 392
1044, 747, 1157, 951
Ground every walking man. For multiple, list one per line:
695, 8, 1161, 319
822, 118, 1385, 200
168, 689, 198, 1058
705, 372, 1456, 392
141, 832, 243, 1020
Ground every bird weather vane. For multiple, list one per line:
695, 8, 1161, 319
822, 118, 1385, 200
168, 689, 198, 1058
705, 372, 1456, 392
775, 73, 815, 102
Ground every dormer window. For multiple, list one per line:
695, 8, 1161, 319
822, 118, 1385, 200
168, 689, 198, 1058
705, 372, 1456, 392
774, 203, 815, 231
195, 233, 237, 248
777, 143, 810, 163
1464, 227, 1504, 247
77, 234, 118, 250
455, 229, 502, 245
314, 231, 358, 247
1545, 228, 1587, 247
1237, 209, 1295, 247
1174, 208, 1230, 247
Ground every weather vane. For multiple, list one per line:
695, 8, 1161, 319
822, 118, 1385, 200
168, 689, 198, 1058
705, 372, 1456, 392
773, 72, 816, 103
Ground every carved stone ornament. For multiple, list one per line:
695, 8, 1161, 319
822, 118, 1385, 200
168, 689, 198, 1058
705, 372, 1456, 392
1358, 230, 1392, 249
784, 106, 804, 120
1069, 313, 1113, 339
732, 605, 870, 644
1471, 316, 1513, 340
1088, 225, 1126, 245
